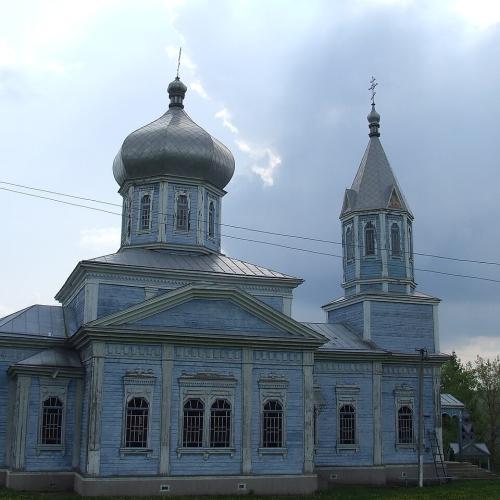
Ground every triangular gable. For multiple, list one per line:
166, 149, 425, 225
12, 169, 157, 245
89, 284, 327, 342
341, 189, 356, 216
388, 186, 403, 209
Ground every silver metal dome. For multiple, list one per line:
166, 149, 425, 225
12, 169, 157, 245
113, 78, 235, 190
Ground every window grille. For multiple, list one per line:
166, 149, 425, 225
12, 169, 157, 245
365, 221, 376, 256
262, 400, 283, 448
339, 404, 356, 444
391, 223, 401, 256
176, 194, 189, 231
397, 405, 414, 444
210, 399, 231, 447
345, 225, 354, 261
41, 396, 63, 445
140, 194, 151, 231
125, 397, 149, 448
208, 201, 215, 238
183, 399, 204, 447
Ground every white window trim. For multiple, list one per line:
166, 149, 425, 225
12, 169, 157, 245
363, 219, 378, 258
258, 374, 288, 456
174, 188, 191, 233
207, 197, 218, 241
37, 378, 69, 454
137, 188, 154, 234
120, 370, 156, 456
389, 220, 403, 259
344, 222, 355, 263
177, 372, 236, 458
335, 385, 360, 452
394, 384, 416, 449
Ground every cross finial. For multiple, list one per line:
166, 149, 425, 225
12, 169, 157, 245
176, 47, 182, 79
368, 76, 378, 106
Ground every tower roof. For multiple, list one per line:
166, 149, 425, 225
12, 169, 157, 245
113, 77, 235, 190
340, 105, 411, 217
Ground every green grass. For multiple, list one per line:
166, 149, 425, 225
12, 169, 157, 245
1, 481, 500, 500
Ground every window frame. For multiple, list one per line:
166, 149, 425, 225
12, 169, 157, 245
174, 189, 191, 233
207, 198, 217, 240
137, 190, 153, 233
363, 220, 377, 257
390, 221, 402, 258
344, 223, 355, 263
394, 384, 416, 449
335, 385, 360, 451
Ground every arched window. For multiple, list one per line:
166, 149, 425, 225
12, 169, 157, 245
176, 193, 189, 231
364, 221, 376, 256
183, 399, 204, 447
339, 404, 356, 445
210, 399, 231, 447
208, 201, 216, 238
262, 399, 283, 448
125, 397, 149, 448
126, 199, 132, 239
40, 396, 63, 445
345, 225, 354, 262
140, 194, 151, 231
391, 222, 401, 257
408, 224, 413, 261
398, 405, 414, 444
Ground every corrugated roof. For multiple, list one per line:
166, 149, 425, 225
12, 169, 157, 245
303, 322, 377, 352
90, 247, 298, 280
0, 305, 65, 338
441, 393, 465, 408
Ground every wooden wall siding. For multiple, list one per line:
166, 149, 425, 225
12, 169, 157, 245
358, 215, 382, 279
252, 295, 284, 314
202, 190, 221, 252
165, 184, 199, 246
360, 283, 383, 293
313, 371, 374, 466
370, 302, 435, 352
0, 348, 40, 467
128, 183, 160, 246
388, 284, 407, 293
97, 284, 146, 319
327, 303, 364, 336
132, 299, 285, 337
24, 378, 76, 472
98, 360, 162, 477
65, 287, 85, 334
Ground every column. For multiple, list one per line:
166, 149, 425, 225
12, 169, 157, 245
354, 215, 360, 284
373, 362, 382, 465
12, 375, 31, 470
159, 344, 174, 475
303, 351, 315, 474
242, 348, 253, 474
72, 378, 84, 469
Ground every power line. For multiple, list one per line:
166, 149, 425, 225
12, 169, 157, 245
2, 185, 500, 285
2, 179, 500, 268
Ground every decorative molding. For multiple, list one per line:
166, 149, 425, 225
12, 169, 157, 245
394, 383, 416, 398
384, 365, 433, 376
105, 343, 162, 359
178, 371, 237, 389
175, 346, 241, 361
315, 361, 372, 373
254, 350, 302, 364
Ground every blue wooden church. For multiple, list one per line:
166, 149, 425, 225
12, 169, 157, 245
0, 76, 447, 495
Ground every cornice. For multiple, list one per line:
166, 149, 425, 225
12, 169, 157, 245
340, 208, 414, 221
0, 334, 66, 349
120, 243, 218, 255
314, 349, 450, 364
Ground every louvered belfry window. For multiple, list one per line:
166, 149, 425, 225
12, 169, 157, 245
208, 201, 215, 238
125, 397, 149, 448
262, 400, 283, 448
41, 397, 63, 445
183, 399, 204, 447
176, 194, 189, 231
345, 225, 354, 261
391, 222, 401, 256
339, 404, 356, 444
210, 399, 231, 447
365, 221, 376, 255
398, 405, 414, 444
140, 194, 151, 231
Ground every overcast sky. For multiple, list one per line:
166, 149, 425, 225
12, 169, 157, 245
1, 0, 499, 362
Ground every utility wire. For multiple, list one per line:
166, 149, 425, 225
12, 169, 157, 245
2, 179, 500, 268
2, 185, 500, 284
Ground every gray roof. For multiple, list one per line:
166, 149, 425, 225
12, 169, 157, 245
303, 322, 378, 352
16, 348, 81, 369
0, 305, 65, 338
113, 78, 234, 190
340, 113, 411, 216
450, 442, 490, 456
441, 393, 465, 409
91, 247, 298, 281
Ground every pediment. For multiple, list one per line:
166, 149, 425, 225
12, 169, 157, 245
89, 284, 326, 342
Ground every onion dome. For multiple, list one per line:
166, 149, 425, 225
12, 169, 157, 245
113, 77, 235, 190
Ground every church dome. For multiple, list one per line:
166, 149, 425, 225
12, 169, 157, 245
113, 77, 235, 190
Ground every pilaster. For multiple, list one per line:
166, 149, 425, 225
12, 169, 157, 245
86, 341, 105, 476
84, 280, 99, 324
433, 366, 443, 455
303, 351, 314, 474
197, 186, 204, 245
158, 181, 168, 242
379, 213, 388, 278
354, 215, 360, 280
242, 348, 253, 474
433, 305, 440, 352
373, 362, 382, 465
73, 378, 83, 469
12, 375, 31, 470
402, 215, 411, 280
159, 344, 174, 474
363, 300, 371, 341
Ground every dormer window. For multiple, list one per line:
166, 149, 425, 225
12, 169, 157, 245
390, 222, 401, 257
176, 193, 189, 231
139, 193, 152, 232
208, 200, 216, 238
345, 225, 354, 262
364, 221, 376, 256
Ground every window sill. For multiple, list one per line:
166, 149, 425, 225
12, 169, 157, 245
119, 447, 154, 457
36, 445, 64, 455
336, 444, 359, 452
137, 229, 152, 235
396, 443, 416, 451
258, 447, 288, 457
176, 447, 235, 459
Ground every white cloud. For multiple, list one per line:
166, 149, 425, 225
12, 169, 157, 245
190, 80, 209, 99
452, 0, 500, 30
251, 148, 282, 187
80, 227, 120, 252
447, 336, 500, 364
215, 108, 239, 134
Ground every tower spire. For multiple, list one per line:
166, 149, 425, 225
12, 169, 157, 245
367, 76, 380, 137
176, 46, 182, 79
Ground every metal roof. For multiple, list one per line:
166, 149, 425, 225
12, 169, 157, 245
303, 322, 377, 352
16, 348, 81, 369
0, 305, 65, 338
113, 77, 234, 190
91, 247, 298, 281
441, 393, 465, 408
